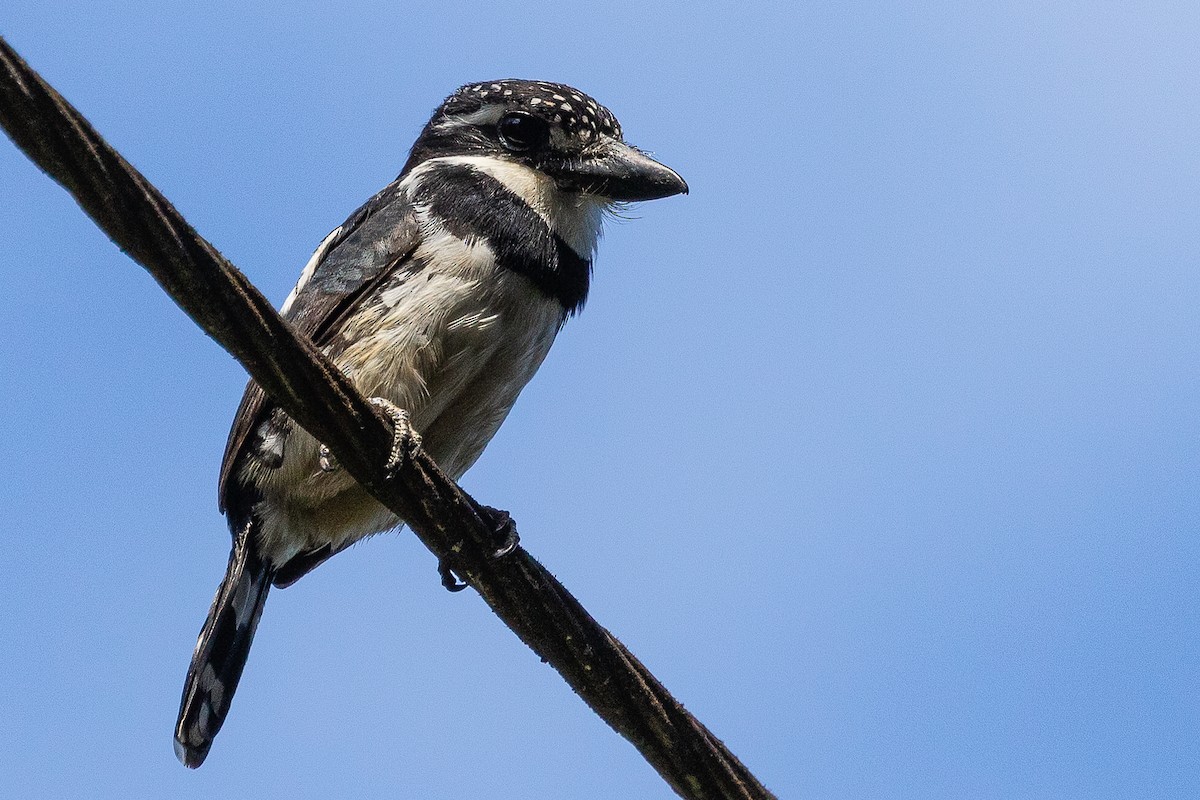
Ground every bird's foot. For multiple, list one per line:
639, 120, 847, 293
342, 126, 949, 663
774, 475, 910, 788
318, 444, 340, 473
320, 398, 419, 473
369, 396, 422, 473
435, 507, 519, 592
438, 559, 469, 592
480, 505, 520, 559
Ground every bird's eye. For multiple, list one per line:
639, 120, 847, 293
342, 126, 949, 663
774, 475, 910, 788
497, 112, 550, 151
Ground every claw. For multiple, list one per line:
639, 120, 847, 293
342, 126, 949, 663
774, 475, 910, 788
435, 507, 518, 592
438, 559, 468, 592
368, 396, 422, 473
480, 505, 520, 559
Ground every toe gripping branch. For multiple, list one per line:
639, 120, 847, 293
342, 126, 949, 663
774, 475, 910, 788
318, 397, 421, 474
362, 397, 519, 593
439, 504, 521, 593
368, 397, 422, 472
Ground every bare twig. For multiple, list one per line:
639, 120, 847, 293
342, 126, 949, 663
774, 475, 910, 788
0, 36, 776, 800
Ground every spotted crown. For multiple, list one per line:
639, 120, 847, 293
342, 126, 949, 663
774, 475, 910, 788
451, 79, 622, 142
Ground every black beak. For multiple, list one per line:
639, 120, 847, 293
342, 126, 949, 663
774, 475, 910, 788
552, 139, 688, 201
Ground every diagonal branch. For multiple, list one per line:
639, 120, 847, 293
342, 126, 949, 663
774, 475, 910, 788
0, 36, 775, 800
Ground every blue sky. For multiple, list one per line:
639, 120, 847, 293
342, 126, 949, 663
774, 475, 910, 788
2, 3, 1198, 798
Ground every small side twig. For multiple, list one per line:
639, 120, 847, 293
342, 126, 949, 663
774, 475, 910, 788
0, 36, 775, 800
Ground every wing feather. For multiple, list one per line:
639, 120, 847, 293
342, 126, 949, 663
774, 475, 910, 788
218, 179, 420, 514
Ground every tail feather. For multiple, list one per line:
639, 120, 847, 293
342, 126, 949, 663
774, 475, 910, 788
174, 520, 272, 768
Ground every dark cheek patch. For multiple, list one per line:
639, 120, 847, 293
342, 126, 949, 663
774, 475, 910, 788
420, 164, 591, 315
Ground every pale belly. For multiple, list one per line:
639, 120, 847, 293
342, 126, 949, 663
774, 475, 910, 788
243, 270, 564, 566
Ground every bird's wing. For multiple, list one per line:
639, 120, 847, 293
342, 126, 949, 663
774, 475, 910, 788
218, 179, 421, 513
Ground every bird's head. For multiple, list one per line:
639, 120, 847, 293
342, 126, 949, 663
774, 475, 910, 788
403, 79, 687, 203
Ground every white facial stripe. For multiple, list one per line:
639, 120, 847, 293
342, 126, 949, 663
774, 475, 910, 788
440, 155, 552, 216
408, 155, 606, 259
432, 104, 507, 131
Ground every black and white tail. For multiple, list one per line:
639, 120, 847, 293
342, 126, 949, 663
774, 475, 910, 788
174, 520, 272, 768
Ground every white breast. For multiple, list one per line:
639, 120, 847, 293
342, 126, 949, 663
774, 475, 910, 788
334, 209, 564, 435
248, 160, 586, 564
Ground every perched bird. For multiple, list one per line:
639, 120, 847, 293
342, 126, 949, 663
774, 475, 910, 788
174, 79, 687, 768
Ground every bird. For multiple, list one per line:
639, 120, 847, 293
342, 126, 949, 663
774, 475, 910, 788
173, 79, 687, 768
